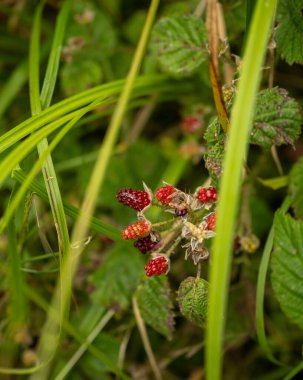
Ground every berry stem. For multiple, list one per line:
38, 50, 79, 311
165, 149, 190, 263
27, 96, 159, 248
165, 235, 183, 258
152, 217, 177, 230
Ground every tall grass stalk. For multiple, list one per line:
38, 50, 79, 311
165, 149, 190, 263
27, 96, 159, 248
205, 1, 277, 379
29, 0, 159, 378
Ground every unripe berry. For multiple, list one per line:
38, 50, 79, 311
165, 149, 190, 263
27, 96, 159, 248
122, 220, 151, 240
195, 186, 217, 203
181, 115, 202, 133
155, 185, 176, 205
206, 212, 216, 231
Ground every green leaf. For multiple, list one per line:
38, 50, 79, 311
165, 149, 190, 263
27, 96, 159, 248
177, 276, 208, 328
135, 276, 175, 339
275, 0, 303, 65
61, 58, 103, 96
90, 244, 144, 311
204, 118, 225, 184
271, 211, 303, 330
289, 157, 303, 219
250, 87, 302, 148
151, 14, 208, 77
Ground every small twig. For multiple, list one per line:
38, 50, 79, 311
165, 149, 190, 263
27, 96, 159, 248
271, 146, 284, 175
117, 328, 132, 376
128, 96, 157, 143
194, 0, 207, 17
196, 263, 202, 279
217, 2, 234, 85
53, 310, 115, 380
132, 296, 162, 380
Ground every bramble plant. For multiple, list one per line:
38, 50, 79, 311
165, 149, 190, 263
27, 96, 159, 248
1, 0, 303, 380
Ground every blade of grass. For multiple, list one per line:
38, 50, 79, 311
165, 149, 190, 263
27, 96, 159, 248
282, 362, 303, 380
6, 186, 28, 334
0, 75, 181, 153
53, 310, 115, 380
29, 0, 71, 259
12, 168, 121, 241
255, 196, 291, 365
24, 286, 131, 380
205, 1, 278, 379
29, 1, 159, 379
0, 61, 28, 120
0, 101, 99, 235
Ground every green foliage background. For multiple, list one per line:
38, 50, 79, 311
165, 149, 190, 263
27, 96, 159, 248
0, 0, 303, 379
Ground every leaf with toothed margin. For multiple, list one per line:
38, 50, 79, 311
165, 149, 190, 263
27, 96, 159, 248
135, 275, 175, 339
250, 87, 302, 149
275, 0, 303, 65
90, 244, 144, 311
177, 276, 208, 328
204, 118, 225, 185
271, 212, 303, 330
150, 14, 208, 77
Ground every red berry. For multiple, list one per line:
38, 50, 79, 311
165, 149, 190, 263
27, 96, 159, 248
181, 116, 202, 133
195, 186, 217, 203
122, 220, 151, 240
144, 256, 169, 277
155, 185, 176, 205
206, 212, 216, 231
134, 235, 158, 254
116, 188, 151, 211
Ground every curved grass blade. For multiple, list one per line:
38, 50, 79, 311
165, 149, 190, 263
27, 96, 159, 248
29, 0, 72, 260
29, 1, 160, 379
0, 75, 175, 153
0, 101, 99, 235
256, 196, 291, 365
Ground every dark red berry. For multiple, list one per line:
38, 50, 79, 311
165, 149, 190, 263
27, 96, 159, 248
155, 185, 176, 205
134, 235, 158, 254
117, 188, 150, 211
195, 186, 217, 203
206, 212, 216, 231
175, 207, 187, 217
122, 220, 151, 240
144, 256, 169, 277
181, 116, 202, 133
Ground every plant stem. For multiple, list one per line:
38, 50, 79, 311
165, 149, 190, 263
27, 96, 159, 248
132, 296, 163, 380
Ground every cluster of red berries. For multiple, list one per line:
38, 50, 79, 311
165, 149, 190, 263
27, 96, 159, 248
117, 183, 218, 276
